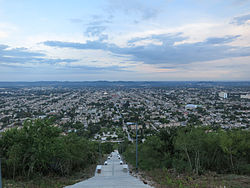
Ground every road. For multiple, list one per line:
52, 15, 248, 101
126, 128, 133, 142
65, 151, 152, 188
151, 124, 159, 132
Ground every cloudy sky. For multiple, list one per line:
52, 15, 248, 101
0, 0, 250, 81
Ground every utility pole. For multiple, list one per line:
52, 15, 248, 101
0, 159, 2, 188
136, 122, 138, 173
99, 141, 101, 162
121, 143, 123, 153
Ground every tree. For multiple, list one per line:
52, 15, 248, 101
0, 119, 98, 179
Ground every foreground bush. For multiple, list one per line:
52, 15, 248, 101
0, 119, 98, 179
123, 126, 250, 175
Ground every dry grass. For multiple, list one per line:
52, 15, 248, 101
2, 154, 108, 188
2, 164, 96, 188
140, 168, 250, 188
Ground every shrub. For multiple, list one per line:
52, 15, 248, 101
0, 119, 98, 179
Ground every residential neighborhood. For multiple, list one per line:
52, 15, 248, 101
0, 84, 249, 142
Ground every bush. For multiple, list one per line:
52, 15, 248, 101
0, 119, 98, 179
172, 158, 191, 173
122, 126, 250, 175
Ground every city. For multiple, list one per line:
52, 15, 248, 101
0, 82, 249, 142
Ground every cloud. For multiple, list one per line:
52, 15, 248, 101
44, 40, 109, 50
0, 43, 78, 66
43, 33, 250, 67
127, 34, 185, 46
0, 43, 130, 77
88, 19, 112, 26
0, 45, 45, 59
205, 35, 240, 44
0, 44, 8, 50
1, 47, 45, 57
70, 14, 112, 40
232, 13, 250, 25
62, 65, 129, 73
122, 34, 250, 65
106, 0, 164, 20
83, 15, 112, 40
85, 25, 106, 37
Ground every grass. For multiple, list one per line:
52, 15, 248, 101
143, 168, 250, 188
2, 154, 108, 188
2, 164, 96, 188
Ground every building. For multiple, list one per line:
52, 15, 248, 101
240, 94, 250, 99
185, 104, 198, 109
219, 92, 227, 99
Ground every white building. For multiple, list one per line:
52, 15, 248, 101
240, 94, 250, 99
219, 92, 227, 99
185, 104, 198, 109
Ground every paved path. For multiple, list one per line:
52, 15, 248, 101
126, 128, 133, 143
65, 151, 152, 188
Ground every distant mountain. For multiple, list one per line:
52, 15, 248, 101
0, 81, 249, 88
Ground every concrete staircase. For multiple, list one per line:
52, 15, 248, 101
65, 151, 152, 188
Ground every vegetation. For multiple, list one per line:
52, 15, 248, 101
0, 119, 99, 179
1, 117, 249, 187
2, 164, 97, 188
121, 126, 250, 175
143, 168, 250, 188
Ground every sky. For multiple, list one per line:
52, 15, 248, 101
0, 0, 250, 81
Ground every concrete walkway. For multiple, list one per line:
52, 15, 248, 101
65, 151, 152, 188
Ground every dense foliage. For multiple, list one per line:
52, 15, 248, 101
121, 126, 250, 175
0, 119, 98, 179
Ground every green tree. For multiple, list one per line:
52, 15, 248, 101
0, 119, 98, 179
